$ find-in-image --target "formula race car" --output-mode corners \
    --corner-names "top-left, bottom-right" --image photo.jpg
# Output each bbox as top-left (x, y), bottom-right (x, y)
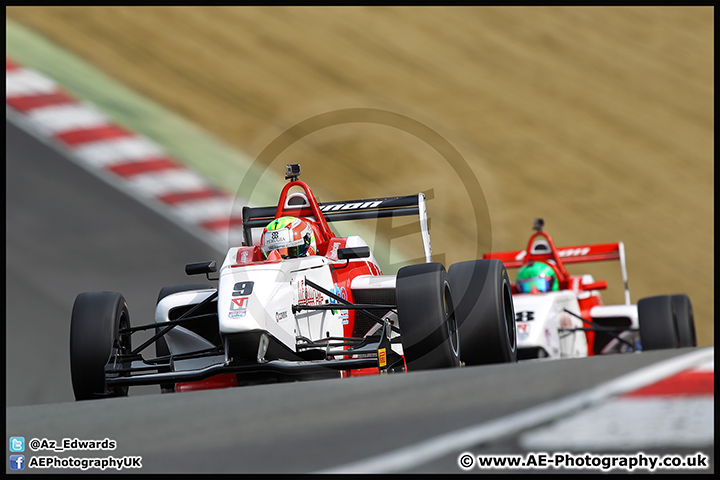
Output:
top-left (69, 164), bottom-right (517, 400)
top-left (483, 218), bottom-right (696, 360)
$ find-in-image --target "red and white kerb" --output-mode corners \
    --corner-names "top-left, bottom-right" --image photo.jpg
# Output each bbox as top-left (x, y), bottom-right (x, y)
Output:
top-left (6, 57), bottom-right (244, 249)
top-left (520, 358), bottom-right (714, 450)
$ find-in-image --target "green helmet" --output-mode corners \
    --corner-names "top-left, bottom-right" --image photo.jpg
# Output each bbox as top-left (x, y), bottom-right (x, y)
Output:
top-left (516, 261), bottom-right (559, 293)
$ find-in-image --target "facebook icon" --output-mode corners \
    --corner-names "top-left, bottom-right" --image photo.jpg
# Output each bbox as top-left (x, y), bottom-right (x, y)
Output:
top-left (9, 455), bottom-right (25, 470)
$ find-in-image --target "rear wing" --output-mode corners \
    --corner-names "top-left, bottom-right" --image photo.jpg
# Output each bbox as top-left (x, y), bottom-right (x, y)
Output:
top-left (484, 241), bottom-right (631, 305)
top-left (242, 192), bottom-right (433, 263)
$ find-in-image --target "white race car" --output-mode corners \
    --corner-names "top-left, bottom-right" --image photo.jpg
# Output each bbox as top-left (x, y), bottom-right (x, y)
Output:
top-left (483, 219), bottom-right (696, 360)
top-left (69, 164), bottom-right (517, 400)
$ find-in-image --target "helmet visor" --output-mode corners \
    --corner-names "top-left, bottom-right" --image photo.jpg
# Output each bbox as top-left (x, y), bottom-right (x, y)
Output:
top-left (517, 275), bottom-right (554, 293)
top-left (262, 228), bottom-right (302, 255)
top-left (286, 244), bottom-right (309, 258)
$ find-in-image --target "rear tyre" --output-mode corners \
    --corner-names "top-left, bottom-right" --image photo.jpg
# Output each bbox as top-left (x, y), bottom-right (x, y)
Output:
top-left (396, 263), bottom-right (460, 371)
top-left (448, 259), bottom-right (517, 365)
top-left (155, 284), bottom-right (210, 393)
top-left (671, 294), bottom-right (696, 348)
top-left (638, 295), bottom-right (680, 350)
top-left (70, 291), bottom-right (131, 400)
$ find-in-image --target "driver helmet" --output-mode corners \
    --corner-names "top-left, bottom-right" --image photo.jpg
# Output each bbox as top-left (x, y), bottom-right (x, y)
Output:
top-left (516, 261), bottom-right (559, 293)
top-left (261, 216), bottom-right (317, 258)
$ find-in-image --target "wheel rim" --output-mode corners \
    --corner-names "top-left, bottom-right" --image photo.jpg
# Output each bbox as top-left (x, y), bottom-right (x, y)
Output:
top-left (116, 311), bottom-right (131, 355)
top-left (670, 302), bottom-right (681, 348)
top-left (503, 281), bottom-right (516, 353)
top-left (109, 310), bottom-right (131, 396)
top-left (688, 309), bottom-right (697, 346)
top-left (444, 282), bottom-right (460, 360)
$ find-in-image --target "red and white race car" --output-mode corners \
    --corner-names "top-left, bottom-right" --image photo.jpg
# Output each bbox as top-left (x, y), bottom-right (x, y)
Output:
top-left (483, 218), bottom-right (696, 360)
top-left (69, 164), bottom-right (517, 400)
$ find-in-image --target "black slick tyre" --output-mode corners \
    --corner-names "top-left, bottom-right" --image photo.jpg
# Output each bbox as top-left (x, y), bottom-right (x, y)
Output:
top-left (70, 291), bottom-right (131, 400)
top-left (638, 295), bottom-right (679, 350)
top-left (396, 262), bottom-right (460, 371)
top-left (448, 259), bottom-right (517, 365)
top-left (671, 294), bottom-right (696, 348)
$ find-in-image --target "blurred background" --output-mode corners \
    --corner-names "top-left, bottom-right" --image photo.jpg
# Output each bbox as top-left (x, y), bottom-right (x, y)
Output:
top-left (6, 6), bottom-right (713, 349)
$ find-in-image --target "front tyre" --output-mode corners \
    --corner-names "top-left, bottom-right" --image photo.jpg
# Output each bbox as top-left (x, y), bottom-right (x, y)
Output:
top-left (638, 294), bottom-right (696, 350)
top-left (70, 291), bottom-right (131, 400)
top-left (638, 295), bottom-right (678, 350)
top-left (396, 263), bottom-right (460, 371)
top-left (448, 259), bottom-right (517, 365)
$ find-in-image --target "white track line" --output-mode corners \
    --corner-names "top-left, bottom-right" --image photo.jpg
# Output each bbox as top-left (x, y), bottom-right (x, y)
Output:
top-left (520, 396), bottom-right (713, 450)
top-left (318, 347), bottom-right (713, 473)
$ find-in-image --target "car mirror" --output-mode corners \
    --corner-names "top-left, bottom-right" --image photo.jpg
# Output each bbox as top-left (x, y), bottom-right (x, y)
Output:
top-left (185, 261), bottom-right (217, 276)
top-left (581, 280), bottom-right (607, 291)
top-left (337, 247), bottom-right (370, 260)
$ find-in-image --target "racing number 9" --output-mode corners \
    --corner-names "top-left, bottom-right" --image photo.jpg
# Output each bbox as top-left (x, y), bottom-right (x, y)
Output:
top-left (233, 282), bottom-right (254, 296)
